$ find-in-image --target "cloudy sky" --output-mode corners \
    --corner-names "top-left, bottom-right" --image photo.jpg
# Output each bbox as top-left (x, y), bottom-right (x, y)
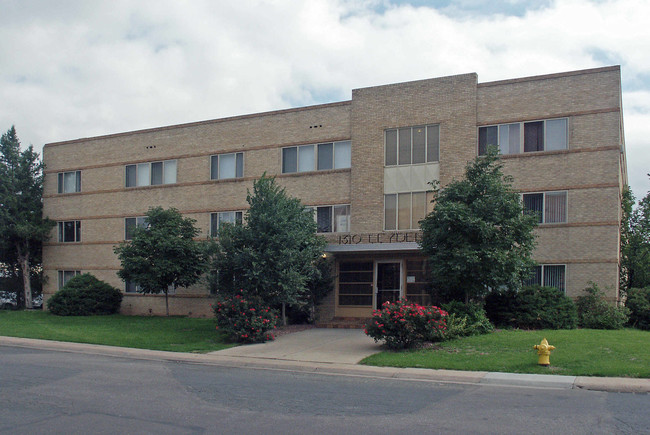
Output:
top-left (1, 0), bottom-right (649, 198)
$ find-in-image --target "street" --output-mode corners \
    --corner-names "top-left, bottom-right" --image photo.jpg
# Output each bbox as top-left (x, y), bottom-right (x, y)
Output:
top-left (1, 346), bottom-right (648, 434)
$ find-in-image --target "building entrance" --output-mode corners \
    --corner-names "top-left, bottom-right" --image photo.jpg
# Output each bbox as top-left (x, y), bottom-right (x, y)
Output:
top-left (375, 261), bottom-right (402, 309)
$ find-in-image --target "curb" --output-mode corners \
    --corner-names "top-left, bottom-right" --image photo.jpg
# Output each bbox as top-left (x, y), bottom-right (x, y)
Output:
top-left (1, 336), bottom-right (648, 393)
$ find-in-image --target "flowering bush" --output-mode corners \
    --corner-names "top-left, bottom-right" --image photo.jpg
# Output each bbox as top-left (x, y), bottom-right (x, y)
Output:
top-left (212, 290), bottom-right (278, 343)
top-left (364, 299), bottom-right (448, 349)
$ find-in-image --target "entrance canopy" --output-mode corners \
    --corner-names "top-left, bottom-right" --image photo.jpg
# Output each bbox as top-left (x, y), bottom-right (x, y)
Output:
top-left (324, 242), bottom-right (420, 254)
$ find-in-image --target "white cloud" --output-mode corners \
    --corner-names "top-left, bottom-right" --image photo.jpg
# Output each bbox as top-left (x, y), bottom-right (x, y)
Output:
top-left (1, 0), bottom-right (649, 197)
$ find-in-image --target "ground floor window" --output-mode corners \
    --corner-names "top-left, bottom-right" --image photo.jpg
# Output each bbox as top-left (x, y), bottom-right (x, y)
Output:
top-left (338, 261), bottom-right (373, 306)
top-left (125, 281), bottom-right (175, 294)
top-left (210, 211), bottom-right (243, 236)
top-left (58, 270), bottom-right (80, 289)
top-left (525, 264), bottom-right (566, 292)
top-left (404, 259), bottom-right (432, 306)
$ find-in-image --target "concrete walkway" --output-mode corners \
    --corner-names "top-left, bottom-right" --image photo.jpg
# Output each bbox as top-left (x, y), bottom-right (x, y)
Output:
top-left (212, 328), bottom-right (382, 364)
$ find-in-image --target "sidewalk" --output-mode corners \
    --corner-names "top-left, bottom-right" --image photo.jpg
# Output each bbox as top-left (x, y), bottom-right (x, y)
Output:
top-left (1, 332), bottom-right (648, 394)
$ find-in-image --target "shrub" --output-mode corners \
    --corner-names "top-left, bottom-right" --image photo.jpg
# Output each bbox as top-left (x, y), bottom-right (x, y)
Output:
top-left (213, 290), bottom-right (278, 343)
top-left (485, 285), bottom-right (577, 329)
top-left (626, 287), bottom-right (650, 330)
top-left (441, 301), bottom-right (493, 338)
top-left (364, 299), bottom-right (447, 349)
top-left (47, 274), bottom-right (123, 316)
top-left (576, 283), bottom-right (629, 330)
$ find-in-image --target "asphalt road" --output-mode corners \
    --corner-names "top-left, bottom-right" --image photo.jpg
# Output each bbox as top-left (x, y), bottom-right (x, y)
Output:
top-left (1, 346), bottom-right (648, 435)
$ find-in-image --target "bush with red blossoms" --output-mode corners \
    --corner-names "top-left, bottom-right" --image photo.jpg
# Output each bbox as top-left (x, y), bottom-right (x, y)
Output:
top-left (364, 299), bottom-right (448, 349)
top-left (212, 290), bottom-right (278, 343)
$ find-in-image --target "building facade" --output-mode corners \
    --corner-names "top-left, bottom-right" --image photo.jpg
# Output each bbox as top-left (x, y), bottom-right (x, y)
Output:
top-left (42, 66), bottom-right (627, 319)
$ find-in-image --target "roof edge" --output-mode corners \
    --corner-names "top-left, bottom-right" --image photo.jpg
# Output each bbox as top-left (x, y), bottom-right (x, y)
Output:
top-left (478, 65), bottom-right (620, 88)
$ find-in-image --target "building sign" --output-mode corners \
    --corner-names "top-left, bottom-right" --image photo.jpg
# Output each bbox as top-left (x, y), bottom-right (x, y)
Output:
top-left (337, 232), bottom-right (422, 245)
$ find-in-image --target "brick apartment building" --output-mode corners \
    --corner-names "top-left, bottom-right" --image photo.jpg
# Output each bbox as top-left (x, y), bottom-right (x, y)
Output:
top-left (42, 65), bottom-right (627, 319)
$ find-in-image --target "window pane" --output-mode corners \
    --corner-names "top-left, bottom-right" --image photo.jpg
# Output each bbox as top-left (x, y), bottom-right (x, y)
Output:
top-left (398, 192), bottom-right (411, 230)
top-left (235, 211), bottom-right (243, 224)
top-left (282, 147), bottom-right (297, 173)
top-left (545, 192), bottom-right (567, 223)
top-left (125, 281), bottom-right (139, 293)
top-left (544, 265), bottom-right (566, 292)
top-left (298, 145), bottom-right (314, 172)
top-left (546, 119), bottom-right (567, 151)
top-left (58, 173), bottom-right (64, 193)
top-left (478, 126), bottom-right (497, 156)
top-left (334, 141), bottom-right (351, 169)
top-left (219, 211), bottom-right (237, 226)
top-left (385, 130), bottom-right (397, 166)
top-left (524, 121), bottom-right (544, 152)
top-left (58, 222), bottom-right (63, 242)
top-left (210, 214), bottom-right (219, 236)
top-left (317, 143), bottom-right (333, 170)
top-left (524, 266), bottom-right (542, 287)
top-left (398, 128), bottom-right (411, 165)
top-left (316, 206), bottom-right (332, 233)
top-left (63, 221), bottom-right (75, 242)
top-left (125, 218), bottom-right (136, 240)
top-left (75, 221), bottom-right (81, 242)
top-left (498, 124), bottom-right (510, 155)
top-left (333, 205), bottom-right (350, 232)
top-left (427, 125), bottom-right (440, 162)
top-left (136, 217), bottom-right (148, 228)
top-left (508, 123), bottom-right (520, 154)
top-left (58, 270), bottom-right (63, 290)
top-left (219, 153), bottom-right (236, 179)
top-left (411, 192), bottom-right (426, 228)
top-left (64, 171), bottom-right (76, 193)
top-left (235, 153), bottom-right (244, 178)
top-left (137, 163), bottom-right (150, 186)
top-left (75, 171), bottom-right (82, 192)
top-left (523, 193), bottom-right (544, 223)
top-left (412, 126), bottom-right (426, 164)
top-left (151, 161), bottom-right (163, 185)
top-left (163, 160), bottom-right (177, 184)
top-left (384, 194), bottom-right (396, 230)
top-left (210, 156), bottom-right (219, 180)
top-left (126, 165), bottom-right (137, 187)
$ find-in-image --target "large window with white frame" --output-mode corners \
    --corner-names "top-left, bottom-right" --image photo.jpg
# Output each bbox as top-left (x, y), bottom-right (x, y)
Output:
top-left (210, 211), bottom-right (243, 236)
top-left (282, 140), bottom-right (351, 173)
top-left (385, 124), bottom-right (440, 166)
top-left (210, 152), bottom-right (244, 180)
top-left (309, 204), bottom-right (350, 233)
top-left (125, 160), bottom-right (177, 187)
top-left (384, 192), bottom-right (431, 230)
top-left (58, 221), bottom-right (81, 243)
top-left (525, 265), bottom-right (566, 293)
top-left (478, 118), bottom-right (567, 156)
top-left (57, 170), bottom-right (81, 193)
top-left (124, 216), bottom-right (148, 240)
top-left (523, 191), bottom-right (567, 224)
top-left (58, 270), bottom-right (80, 289)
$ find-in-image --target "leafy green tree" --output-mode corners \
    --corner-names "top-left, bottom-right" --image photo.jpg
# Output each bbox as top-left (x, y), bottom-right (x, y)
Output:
top-left (113, 207), bottom-right (209, 315)
top-left (210, 174), bottom-right (327, 325)
top-left (0, 126), bottom-right (55, 308)
top-left (419, 147), bottom-right (538, 303)
top-left (621, 178), bottom-right (650, 290)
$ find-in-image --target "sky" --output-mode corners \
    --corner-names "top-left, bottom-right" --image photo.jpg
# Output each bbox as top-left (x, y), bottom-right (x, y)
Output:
top-left (1, 0), bottom-right (649, 199)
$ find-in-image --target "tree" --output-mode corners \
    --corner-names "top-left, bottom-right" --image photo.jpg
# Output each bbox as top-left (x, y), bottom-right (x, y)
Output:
top-left (419, 147), bottom-right (538, 303)
top-left (621, 177), bottom-right (650, 290)
top-left (113, 207), bottom-right (209, 315)
top-left (209, 174), bottom-right (327, 325)
top-left (0, 126), bottom-right (55, 308)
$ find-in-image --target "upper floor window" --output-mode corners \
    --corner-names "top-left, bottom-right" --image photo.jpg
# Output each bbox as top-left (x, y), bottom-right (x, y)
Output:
top-left (309, 204), bottom-right (350, 233)
top-left (385, 125), bottom-right (440, 166)
top-left (525, 265), bottom-right (566, 293)
top-left (57, 171), bottom-right (81, 193)
top-left (125, 216), bottom-right (148, 240)
top-left (125, 160), bottom-right (177, 187)
top-left (523, 191), bottom-right (567, 224)
top-left (478, 118), bottom-right (567, 156)
top-left (58, 270), bottom-right (80, 290)
top-left (282, 140), bottom-right (351, 174)
top-left (210, 211), bottom-right (243, 236)
top-left (211, 153), bottom-right (244, 180)
top-left (58, 221), bottom-right (81, 243)
top-left (384, 192), bottom-right (430, 230)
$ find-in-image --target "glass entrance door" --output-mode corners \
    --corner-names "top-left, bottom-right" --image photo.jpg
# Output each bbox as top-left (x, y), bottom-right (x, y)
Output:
top-left (376, 261), bottom-right (402, 309)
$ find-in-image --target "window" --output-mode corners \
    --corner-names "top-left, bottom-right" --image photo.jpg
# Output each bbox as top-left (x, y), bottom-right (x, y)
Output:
top-left (125, 281), bottom-right (175, 294)
top-left (210, 211), bottom-right (243, 236)
top-left (338, 261), bottom-right (373, 306)
top-left (384, 192), bottom-right (430, 230)
top-left (312, 205), bottom-right (350, 233)
top-left (58, 270), bottom-right (80, 290)
top-left (58, 221), bottom-right (81, 243)
top-left (57, 171), bottom-right (81, 193)
top-left (125, 160), bottom-right (177, 187)
top-left (523, 191), bottom-right (567, 224)
top-left (405, 259), bottom-right (432, 306)
top-left (282, 140), bottom-right (351, 173)
top-left (385, 124), bottom-right (439, 166)
top-left (478, 118), bottom-right (567, 155)
top-left (525, 265), bottom-right (566, 293)
top-left (210, 153), bottom-right (244, 180)
top-left (124, 217), bottom-right (148, 240)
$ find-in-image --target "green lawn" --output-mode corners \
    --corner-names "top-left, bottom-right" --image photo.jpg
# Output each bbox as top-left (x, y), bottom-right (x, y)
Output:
top-left (0, 310), bottom-right (234, 353)
top-left (361, 328), bottom-right (650, 378)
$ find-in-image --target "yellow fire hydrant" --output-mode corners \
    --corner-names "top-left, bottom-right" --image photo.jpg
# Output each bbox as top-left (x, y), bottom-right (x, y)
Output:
top-left (533, 338), bottom-right (555, 366)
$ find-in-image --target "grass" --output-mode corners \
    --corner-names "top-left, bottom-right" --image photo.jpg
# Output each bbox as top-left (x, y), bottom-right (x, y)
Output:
top-left (0, 310), bottom-right (234, 353)
top-left (361, 328), bottom-right (650, 378)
